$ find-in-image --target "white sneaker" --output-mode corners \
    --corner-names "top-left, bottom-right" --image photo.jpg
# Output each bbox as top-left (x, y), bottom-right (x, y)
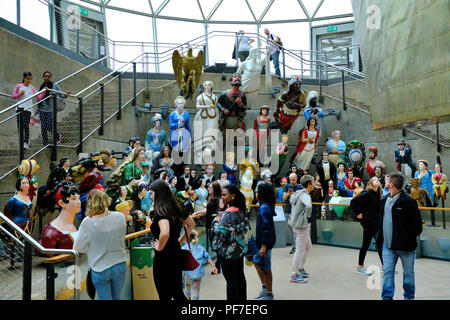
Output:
top-left (356, 266), bottom-right (372, 276)
top-left (254, 288), bottom-right (267, 300)
top-left (24, 143), bottom-right (29, 149)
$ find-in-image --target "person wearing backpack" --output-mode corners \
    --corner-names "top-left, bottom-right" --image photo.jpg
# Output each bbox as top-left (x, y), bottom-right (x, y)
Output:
top-left (211, 184), bottom-right (249, 300)
top-left (253, 183), bottom-right (277, 300)
top-left (264, 28), bottom-right (282, 78)
top-left (288, 175), bottom-right (314, 283)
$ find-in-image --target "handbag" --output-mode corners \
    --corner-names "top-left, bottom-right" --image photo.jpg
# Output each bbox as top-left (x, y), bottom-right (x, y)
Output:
top-left (29, 114), bottom-right (40, 126)
top-left (181, 226), bottom-right (200, 271)
top-left (86, 268), bottom-right (96, 300)
top-left (232, 45), bottom-right (237, 60)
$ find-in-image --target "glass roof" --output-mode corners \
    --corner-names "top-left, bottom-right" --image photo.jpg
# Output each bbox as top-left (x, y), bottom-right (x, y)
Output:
top-left (78, 0), bottom-right (353, 24)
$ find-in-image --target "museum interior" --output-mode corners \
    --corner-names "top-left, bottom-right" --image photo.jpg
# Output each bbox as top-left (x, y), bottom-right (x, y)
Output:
top-left (0, 0), bottom-right (448, 301)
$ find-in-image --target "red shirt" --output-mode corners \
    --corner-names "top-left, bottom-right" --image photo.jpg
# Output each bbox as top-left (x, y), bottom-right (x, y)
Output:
top-left (38, 223), bottom-right (74, 256)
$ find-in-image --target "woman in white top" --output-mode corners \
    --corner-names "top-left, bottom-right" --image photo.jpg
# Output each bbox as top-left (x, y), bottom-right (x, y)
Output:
top-left (73, 189), bottom-right (129, 300)
top-left (12, 71), bottom-right (45, 149)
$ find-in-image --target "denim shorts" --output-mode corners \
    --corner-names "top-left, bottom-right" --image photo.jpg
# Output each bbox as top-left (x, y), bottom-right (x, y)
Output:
top-left (252, 249), bottom-right (272, 271)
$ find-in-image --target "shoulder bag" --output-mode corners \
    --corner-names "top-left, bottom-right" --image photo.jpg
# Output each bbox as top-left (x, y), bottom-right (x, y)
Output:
top-left (181, 226), bottom-right (200, 271)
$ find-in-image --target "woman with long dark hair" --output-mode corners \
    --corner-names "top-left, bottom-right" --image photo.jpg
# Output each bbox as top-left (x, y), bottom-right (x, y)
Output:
top-left (211, 184), bottom-right (249, 300)
top-left (350, 176), bottom-right (383, 275)
top-left (253, 183), bottom-right (277, 300)
top-left (149, 179), bottom-right (195, 300)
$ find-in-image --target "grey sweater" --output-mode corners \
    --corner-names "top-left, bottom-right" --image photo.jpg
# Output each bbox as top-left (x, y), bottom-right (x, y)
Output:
top-left (288, 189), bottom-right (312, 229)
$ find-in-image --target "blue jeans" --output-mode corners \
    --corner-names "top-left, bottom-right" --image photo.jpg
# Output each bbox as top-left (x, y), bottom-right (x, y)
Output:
top-left (381, 244), bottom-right (415, 300)
top-left (271, 51), bottom-right (281, 77)
top-left (91, 261), bottom-right (127, 300)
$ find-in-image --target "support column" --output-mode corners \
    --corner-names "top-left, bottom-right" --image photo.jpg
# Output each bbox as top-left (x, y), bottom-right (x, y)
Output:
top-left (204, 23), bottom-right (209, 67)
top-left (256, 23), bottom-right (262, 60)
top-left (152, 17), bottom-right (160, 73)
top-left (16, 0), bottom-right (21, 27)
top-left (49, 1), bottom-right (54, 43)
top-left (265, 46), bottom-right (272, 91)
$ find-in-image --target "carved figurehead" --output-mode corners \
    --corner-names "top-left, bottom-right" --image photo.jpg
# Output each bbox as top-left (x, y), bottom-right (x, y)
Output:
top-left (410, 177), bottom-right (430, 207)
top-left (240, 168), bottom-right (254, 211)
top-left (145, 113), bottom-right (167, 165)
top-left (237, 47), bottom-right (266, 95)
top-left (273, 76), bottom-right (307, 134)
top-left (193, 80), bottom-right (219, 164)
top-left (39, 183), bottom-right (80, 253)
top-left (217, 73), bottom-right (248, 133)
top-left (172, 48), bottom-right (204, 99)
top-left (432, 162), bottom-right (448, 202)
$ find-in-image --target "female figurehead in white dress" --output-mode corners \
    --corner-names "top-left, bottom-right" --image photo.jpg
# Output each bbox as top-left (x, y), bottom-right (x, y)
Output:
top-left (193, 80), bottom-right (219, 164)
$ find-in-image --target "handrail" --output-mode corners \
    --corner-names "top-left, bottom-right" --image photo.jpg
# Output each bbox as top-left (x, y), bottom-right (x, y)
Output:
top-left (1, 56), bottom-right (108, 118)
top-left (55, 55), bottom-right (110, 86)
top-left (125, 228), bottom-right (152, 241)
top-left (0, 92), bottom-right (13, 98)
top-left (75, 52), bottom-right (146, 97)
top-left (46, 88), bottom-right (78, 99)
top-left (250, 202), bottom-right (450, 211)
top-left (44, 227), bottom-right (153, 265)
top-left (0, 212), bottom-right (81, 300)
top-left (0, 89), bottom-right (46, 117)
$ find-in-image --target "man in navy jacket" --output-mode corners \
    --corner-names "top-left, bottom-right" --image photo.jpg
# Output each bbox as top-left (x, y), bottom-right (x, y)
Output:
top-left (376, 173), bottom-right (422, 300)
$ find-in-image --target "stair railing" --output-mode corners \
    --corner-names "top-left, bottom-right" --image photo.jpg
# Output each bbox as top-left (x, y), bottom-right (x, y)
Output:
top-left (0, 211), bottom-right (81, 300)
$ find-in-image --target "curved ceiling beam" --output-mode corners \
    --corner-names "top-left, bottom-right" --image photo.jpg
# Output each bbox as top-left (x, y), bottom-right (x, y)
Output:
top-left (258, 0), bottom-right (275, 22)
top-left (148, 0), bottom-right (154, 15)
top-left (79, 0), bottom-right (352, 25)
top-left (244, 0), bottom-right (258, 23)
top-left (206, 0), bottom-right (224, 22)
top-left (297, 0), bottom-right (311, 21)
top-left (312, 0), bottom-right (325, 18)
top-left (155, 0), bottom-right (171, 16)
top-left (196, 0), bottom-right (206, 21)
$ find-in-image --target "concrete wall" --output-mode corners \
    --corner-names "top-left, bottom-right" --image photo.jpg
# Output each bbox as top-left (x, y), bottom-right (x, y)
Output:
top-left (0, 27), bottom-right (113, 107)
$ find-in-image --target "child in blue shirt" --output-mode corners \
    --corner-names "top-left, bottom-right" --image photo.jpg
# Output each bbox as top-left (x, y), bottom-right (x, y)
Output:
top-left (182, 230), bottom-right (218, 300)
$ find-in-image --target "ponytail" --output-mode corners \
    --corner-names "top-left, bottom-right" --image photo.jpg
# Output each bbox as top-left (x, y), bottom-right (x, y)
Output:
top-left (22, 71), bottom-right (32, 83)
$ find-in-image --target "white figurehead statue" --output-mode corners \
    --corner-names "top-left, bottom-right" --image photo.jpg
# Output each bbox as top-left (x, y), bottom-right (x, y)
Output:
top-left (193, 80), bottom-right (219, 164)
top-left (237, 47), bottom-right (266, 106)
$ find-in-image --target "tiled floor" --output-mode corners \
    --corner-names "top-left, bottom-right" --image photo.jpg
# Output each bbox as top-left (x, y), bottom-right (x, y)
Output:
top-left (199, 244), bottom-right (450, 300)
top-left (2, 241), bottom-right (448, 300)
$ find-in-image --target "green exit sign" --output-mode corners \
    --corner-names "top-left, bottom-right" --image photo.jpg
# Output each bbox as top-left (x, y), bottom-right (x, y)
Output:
top-left (79, 8), bottom-right (89, 16)
top-left (327, 26), bottom-right (338, 32)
